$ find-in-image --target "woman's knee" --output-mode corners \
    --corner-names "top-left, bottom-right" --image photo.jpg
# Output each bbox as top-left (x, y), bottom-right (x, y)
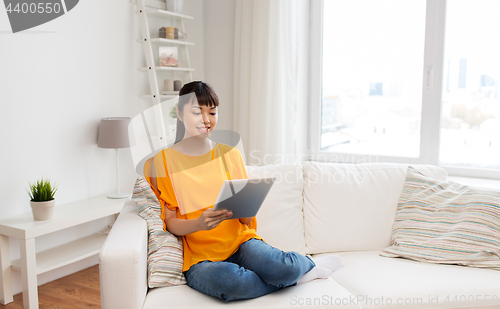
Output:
top-left (266, 251), bottom-right (311, 285)
top-left (186, 262), bottom-right (253, 302)
top-left (219, 276), bottom-right (249, 301)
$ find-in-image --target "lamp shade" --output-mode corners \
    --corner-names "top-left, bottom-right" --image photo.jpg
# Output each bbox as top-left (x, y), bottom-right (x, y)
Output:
top-left (97, 117), bottom-right (131, 148)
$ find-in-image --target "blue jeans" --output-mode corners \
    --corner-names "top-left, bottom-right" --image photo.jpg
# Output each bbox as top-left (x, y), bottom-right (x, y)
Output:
top-left (183, 238), bottom-right (316, 302)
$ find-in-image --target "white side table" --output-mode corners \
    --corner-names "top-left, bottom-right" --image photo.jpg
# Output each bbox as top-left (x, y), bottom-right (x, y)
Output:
top-left (0, 195), bottom-right (127, 309)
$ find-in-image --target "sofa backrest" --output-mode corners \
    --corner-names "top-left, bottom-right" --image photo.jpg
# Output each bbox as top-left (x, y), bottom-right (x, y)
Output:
top-left (247, 163), bottom-right (307, 255)
top-left (301, 162), bottom-right (447, 254)
top-left (247, 162), bottom-right (448, 255)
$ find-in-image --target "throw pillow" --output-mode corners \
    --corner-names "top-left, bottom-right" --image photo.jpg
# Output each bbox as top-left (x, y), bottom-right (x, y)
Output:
top-left (380, 166), bottom-right (500, 270)
top-left (132, 176), bottom-right (186, 287)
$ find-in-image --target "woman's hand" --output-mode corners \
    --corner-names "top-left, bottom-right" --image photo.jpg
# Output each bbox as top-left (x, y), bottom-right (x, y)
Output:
top-left (197, 208), bottom-right (233, 230)
top-left (239, 217), bottom-right (253, 226)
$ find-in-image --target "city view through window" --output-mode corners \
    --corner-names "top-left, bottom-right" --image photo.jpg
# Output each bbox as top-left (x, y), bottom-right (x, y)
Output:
top-left (439, 0), bottom-right (500, 168)
top-left (322, 0), bottom-right (500, 169)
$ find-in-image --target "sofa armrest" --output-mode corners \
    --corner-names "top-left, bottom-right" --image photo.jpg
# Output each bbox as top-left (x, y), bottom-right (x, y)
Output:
top-left (99, 198), bottom-right (148, 309)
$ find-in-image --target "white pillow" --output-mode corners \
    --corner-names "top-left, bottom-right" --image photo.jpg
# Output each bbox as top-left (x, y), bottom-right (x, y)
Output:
top-left (246, 163), bottom-right (307, 255)
top-left (302, 162), bottom-right (448, 254)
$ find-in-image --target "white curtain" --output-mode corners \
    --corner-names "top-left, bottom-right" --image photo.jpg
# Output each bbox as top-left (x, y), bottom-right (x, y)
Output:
top-left (233, 0), bottom-right (310, 166)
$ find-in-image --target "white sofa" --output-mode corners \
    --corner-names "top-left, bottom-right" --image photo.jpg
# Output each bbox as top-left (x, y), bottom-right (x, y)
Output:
top-left (99, 162), bottom-right (500, 309)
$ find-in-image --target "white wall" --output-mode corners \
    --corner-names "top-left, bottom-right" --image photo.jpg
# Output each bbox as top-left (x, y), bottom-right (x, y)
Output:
top-left (0, 0), bottom-right (204, 295)
top-left (203, 0), bottom-right (236, 131)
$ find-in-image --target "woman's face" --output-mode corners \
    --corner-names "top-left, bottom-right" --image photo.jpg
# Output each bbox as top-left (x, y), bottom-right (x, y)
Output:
top-left (177, 101), bottom-right (218, 139)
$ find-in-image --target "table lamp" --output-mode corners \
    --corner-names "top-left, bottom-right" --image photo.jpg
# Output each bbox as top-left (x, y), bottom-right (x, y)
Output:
top-left (98, 117), bottom-right (131, 199)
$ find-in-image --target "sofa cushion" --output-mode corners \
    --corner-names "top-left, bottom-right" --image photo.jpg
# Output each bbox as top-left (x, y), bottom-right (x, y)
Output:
top-left (380, 167), bottom-right (500, 270)
top-left (315, 250), bottom-right (500, 309)
top-left (132, 176), bottom-right (186, 287)
top-left (246, 163), bottom-right (307, 255)
top-left (302, 162), bottom-right (447, 254)
top-left (143, 277), bottom-right (361, 308)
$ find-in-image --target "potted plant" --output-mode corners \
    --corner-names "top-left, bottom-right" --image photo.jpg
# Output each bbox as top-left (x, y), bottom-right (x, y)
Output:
top-left (27, 178), bottom-right (58, 221)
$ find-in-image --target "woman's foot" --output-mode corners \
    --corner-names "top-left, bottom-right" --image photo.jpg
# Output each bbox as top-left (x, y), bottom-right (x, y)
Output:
top-left (296, 266), bottom-right (332, 285)
top-left (311, 255), bottom-right (344, 272)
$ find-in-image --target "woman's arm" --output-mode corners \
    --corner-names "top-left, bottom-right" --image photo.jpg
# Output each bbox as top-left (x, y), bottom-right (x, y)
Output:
top-left (165, 206), bottom-right (233, 236)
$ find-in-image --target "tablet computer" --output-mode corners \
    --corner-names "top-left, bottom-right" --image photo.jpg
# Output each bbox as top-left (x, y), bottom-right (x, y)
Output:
top-left (213, 177), bottom-right (276, 219)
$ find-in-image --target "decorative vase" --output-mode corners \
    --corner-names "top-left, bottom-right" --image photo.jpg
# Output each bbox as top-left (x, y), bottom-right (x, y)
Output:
top-left (30, 199), bottom-right (55, 221)
top-left (166, 0), bottom-right (183, 14)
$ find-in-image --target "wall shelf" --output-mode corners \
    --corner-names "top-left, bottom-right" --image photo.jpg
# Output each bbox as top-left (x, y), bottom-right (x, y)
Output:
top-left (136, 0), bottom-right (194, 109)
top-left (138, 66), bottom-right (195, 72)
top-left (140, 94), bottom-right (179, 99)
top-left (136, 38), bottom-right (195, 46)
top-left (137, 9), bottom-right (194, 20)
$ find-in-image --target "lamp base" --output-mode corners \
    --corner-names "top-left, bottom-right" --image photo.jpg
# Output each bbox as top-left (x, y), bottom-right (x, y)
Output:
top-left (107, 192), bottom-right (131, 199)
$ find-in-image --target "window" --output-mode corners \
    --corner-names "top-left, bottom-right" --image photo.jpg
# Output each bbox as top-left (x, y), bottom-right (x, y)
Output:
top-left (309, 0), bottom-right (500, 178)
top-left (439, 0), bottom-right (500, 170)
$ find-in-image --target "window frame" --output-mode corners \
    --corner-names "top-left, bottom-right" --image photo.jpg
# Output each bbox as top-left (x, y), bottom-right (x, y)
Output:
top-left (308, 0), bottom-right (500, 179)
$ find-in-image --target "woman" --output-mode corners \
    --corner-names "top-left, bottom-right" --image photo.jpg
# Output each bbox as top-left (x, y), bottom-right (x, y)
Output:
top-left (144, 81), bottom-right (343, 302)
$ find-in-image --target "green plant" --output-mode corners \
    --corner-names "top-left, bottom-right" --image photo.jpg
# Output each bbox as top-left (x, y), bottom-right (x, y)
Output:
top-left (27, 178), bottom-right (58, 202)
top-left (170, 104), bottom-right (178, 119)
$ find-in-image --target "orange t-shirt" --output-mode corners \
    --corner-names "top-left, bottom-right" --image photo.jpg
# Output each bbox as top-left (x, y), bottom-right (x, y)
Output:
top-left (144, 142), bottom-right (264, 272)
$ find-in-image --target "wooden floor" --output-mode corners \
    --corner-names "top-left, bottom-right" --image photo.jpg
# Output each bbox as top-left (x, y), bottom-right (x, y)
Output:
top-left (0, 265), bottom-right (100, 309)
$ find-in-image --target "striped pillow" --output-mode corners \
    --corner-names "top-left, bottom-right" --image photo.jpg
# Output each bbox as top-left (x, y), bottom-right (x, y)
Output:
top-left (380, 166), bottom-right (500, 270)
top-left (132, 176), bottom-right (186, 287)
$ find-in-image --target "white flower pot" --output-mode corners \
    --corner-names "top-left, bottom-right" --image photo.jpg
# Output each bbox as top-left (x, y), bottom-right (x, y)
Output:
top-left (30, 199), bottom-right (55, 221)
